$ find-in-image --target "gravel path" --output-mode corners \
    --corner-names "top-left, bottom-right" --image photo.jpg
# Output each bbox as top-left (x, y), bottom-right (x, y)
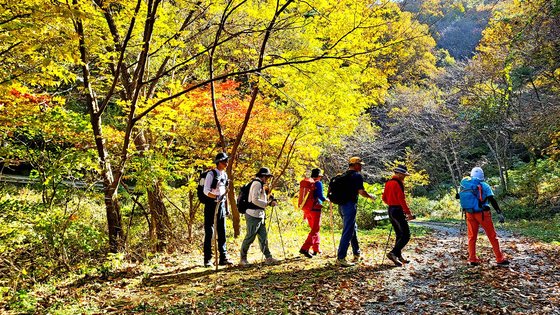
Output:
top-left (364, 221), bottom-right (560, 314)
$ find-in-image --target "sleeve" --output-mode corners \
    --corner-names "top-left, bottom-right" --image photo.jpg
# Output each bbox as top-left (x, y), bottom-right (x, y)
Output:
top-left (482, 182), bottom-right (494, 198)
top-left (315, 181), bottom-right (326, 202)
top-left (203, 171), bottom-right (215, 197)
top-left (400, 192), bottom-right (411, 215)
top-left (487, 195), bottom-right (502, 213)
top-left (249, 181), bottom-right (268, 209)
top-left (381, 182), bottom-right (389, 205)
top-left (355, 173), bottom-right (365, 191)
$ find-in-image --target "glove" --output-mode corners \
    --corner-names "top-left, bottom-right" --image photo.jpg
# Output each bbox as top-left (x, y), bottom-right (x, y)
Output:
top-left (497, 213), bottom-right (505, 223)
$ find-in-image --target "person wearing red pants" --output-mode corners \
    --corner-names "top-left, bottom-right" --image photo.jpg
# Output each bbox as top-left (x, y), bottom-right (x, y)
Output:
top-left (460, 167), bottom-right (510, 266)
top-left (299, 168), bottom-right (327, 258)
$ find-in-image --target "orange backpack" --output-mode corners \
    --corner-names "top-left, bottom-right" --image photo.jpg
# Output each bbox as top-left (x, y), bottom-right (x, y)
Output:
top-left (298, 178), bottom-right (316, 211)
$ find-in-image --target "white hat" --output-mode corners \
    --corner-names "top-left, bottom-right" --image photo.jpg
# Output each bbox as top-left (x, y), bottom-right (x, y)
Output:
top-left (470, 167), bottom-right (485, 180)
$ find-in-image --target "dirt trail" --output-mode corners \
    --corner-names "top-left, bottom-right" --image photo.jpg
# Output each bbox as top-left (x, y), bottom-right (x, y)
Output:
top-left (364, 221), bottom-right (560, 314)
top-left (14, 221), bottom-right (558, 314)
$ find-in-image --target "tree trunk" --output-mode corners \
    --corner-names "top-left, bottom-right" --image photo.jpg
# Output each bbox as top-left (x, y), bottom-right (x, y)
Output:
top-left (104, 184), bottom-right (123, 252)
top-left (73, 3), bottom-right (124, 252)
top-left (147, 180), bottom-right (171, 251)
top-left (134, 130), bottom-right (172, 251)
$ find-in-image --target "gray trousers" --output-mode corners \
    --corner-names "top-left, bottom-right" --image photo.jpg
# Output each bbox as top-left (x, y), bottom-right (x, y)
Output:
top-left (240, 214), bottom-right (272, 259)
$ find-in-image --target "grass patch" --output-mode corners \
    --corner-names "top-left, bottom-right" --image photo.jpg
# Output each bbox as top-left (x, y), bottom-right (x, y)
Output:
top-left (504, 217), bottom-right (560, 244)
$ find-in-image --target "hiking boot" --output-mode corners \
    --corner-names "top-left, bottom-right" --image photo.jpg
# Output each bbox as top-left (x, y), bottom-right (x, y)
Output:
top-left (312, 250), bottom-right (322, 256)
top-left (265, 257), bottom-right (279, 264)
top-left (496, 260), bottom-right (510, 266)
top-left (203, 260), bottom-right (213, 268)
top-left (352, 255), bottom-right (362, 263)
top-left (336, 258), bottom-right (355, 267)
top-left (239, 258), bottom-right (249, 266)
top-left (219, 257), bottom-right (234, 266)
top-left (386, 252), bottom-right (403, 267)
top-left (299, 249), bottom-right (313, 258)
top-left (469, 261), bottom-right (481, 266)
top-left (397, 255), bottom-right (410, 264)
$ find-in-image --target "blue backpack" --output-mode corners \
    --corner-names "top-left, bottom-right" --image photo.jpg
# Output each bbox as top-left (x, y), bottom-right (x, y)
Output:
top-left (459, 177), bottom-right (485, 213)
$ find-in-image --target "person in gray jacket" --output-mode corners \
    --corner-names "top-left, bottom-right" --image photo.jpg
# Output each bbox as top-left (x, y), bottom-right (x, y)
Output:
top-left (239, 167), bottom-right (279, 265)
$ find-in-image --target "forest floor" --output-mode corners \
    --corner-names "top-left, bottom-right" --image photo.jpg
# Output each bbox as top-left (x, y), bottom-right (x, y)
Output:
top-left (6, 221), bottom-right (560, 314)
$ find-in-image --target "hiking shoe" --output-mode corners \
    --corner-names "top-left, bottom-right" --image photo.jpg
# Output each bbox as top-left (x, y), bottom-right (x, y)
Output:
top-left (469, 261), bottom-right (481, 266)
top-left (386, 252), bottom-right (403, 267)
top-left (496, 260), bottom-right (510, 266)
top-left (239, 258), bottom-right (249, 266)
top-left (265, 257), bottom-right (279, 264)
top-left (219, 257), bottom-right (234, 266)
top-left (203, 260), bottom-right (213, 267)
top-left (352, 255), bottom-right (362, 263)
top-left (312, 250), bottom-right (322, 256)
top-left (299, 249), bottom-right (313, 258)
top-left (336, 258), bottom-right (355, 267)
top-left (397, 255), bottom-right (410, 264)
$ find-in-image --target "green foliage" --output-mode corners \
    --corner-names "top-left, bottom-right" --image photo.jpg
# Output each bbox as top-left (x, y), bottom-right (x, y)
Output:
top-left (7, 289), bottom-right (37, 314)
top-left (0, 187), bottom-right (107, 306)
top-left (502, 160), bottom-right (560, 219)
top-left (356, 183), bottom-right (385, 229)
top-left (505, 215), bottom-right (560, 244)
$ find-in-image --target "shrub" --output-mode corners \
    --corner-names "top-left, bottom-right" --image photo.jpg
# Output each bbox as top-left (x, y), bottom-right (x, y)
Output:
top-left (0, 187), bottom-right (107, 307)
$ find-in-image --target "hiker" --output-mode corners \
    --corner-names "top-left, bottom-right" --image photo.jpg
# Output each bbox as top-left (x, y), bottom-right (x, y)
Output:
top-left (202, 152), bottom-right (233, 267)
top-left (298, 168), bottom-right (327, 258)
top-left (336, 157), bottom-right (376, 267)
top-left (460, 167), bottom-right (509, 266)
top-left (239, 167), bottom-right (279, 265)
top-left (382, 164), bottom-right (415, 267)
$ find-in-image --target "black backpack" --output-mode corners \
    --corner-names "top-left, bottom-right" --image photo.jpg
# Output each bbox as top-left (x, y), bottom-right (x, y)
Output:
top-left (327, 171), bottom-right (352, 205)
top-left (237, 179), bottom-right (264, 214)
top-left (197, 169), bottom-right (218, 204)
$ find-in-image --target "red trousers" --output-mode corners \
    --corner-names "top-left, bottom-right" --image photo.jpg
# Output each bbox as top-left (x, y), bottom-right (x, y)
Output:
top-left (466, 211), bottom-right (506, 263)
top-left (302, 210), bottom-right (321, 252)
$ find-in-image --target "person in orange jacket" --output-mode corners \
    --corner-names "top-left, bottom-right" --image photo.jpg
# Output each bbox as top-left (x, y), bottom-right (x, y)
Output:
top-left (382, 165), bottom-right (415, 267)
top-left (460, 167), bottom-right (509, 266)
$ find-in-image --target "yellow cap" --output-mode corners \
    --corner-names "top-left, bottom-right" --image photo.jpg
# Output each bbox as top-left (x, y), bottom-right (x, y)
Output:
top-left (348, 157), bottom-right (364, 165)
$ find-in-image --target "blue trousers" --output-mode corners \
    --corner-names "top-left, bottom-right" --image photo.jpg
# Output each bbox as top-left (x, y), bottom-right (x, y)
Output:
top-left (337, 202), bottom-right (361, 260)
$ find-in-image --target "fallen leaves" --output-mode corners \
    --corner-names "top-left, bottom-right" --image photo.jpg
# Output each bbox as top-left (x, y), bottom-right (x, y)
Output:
top-left (20, 222), bottom-right (560, 315)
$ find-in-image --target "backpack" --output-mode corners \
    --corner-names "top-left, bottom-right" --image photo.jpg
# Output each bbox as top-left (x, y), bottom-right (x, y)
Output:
top-left (298, 178), bottom-right (316, 210)
top-left (197, 169), bottom-right (218, 204)
top-left (237, 179), bottom-right (264, 214)
top-left (458, 177), bottom-right (485, 213)
top-left (327, 171), bottom-right (352, 205)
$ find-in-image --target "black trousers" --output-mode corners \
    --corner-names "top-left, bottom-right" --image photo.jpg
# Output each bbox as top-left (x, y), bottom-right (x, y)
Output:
top-left (388, 205), bottom-right (410, 257)
top-left (204, 200), bottom-right (227, 262)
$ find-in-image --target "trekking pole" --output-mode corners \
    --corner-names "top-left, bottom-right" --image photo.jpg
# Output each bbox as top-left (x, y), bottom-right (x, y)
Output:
top-left (273, 204), bottom-right (287, 260)
top-left (329, 201), bottom-right (336, 256)
top-left (459, 209), bottom-right (466, 248)
top-left (381, 225), bottom-right (393, 265)
top-left (263, 203), bottom-right (275, 262)
top-left (213, 197), bottom-right (221, 271)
